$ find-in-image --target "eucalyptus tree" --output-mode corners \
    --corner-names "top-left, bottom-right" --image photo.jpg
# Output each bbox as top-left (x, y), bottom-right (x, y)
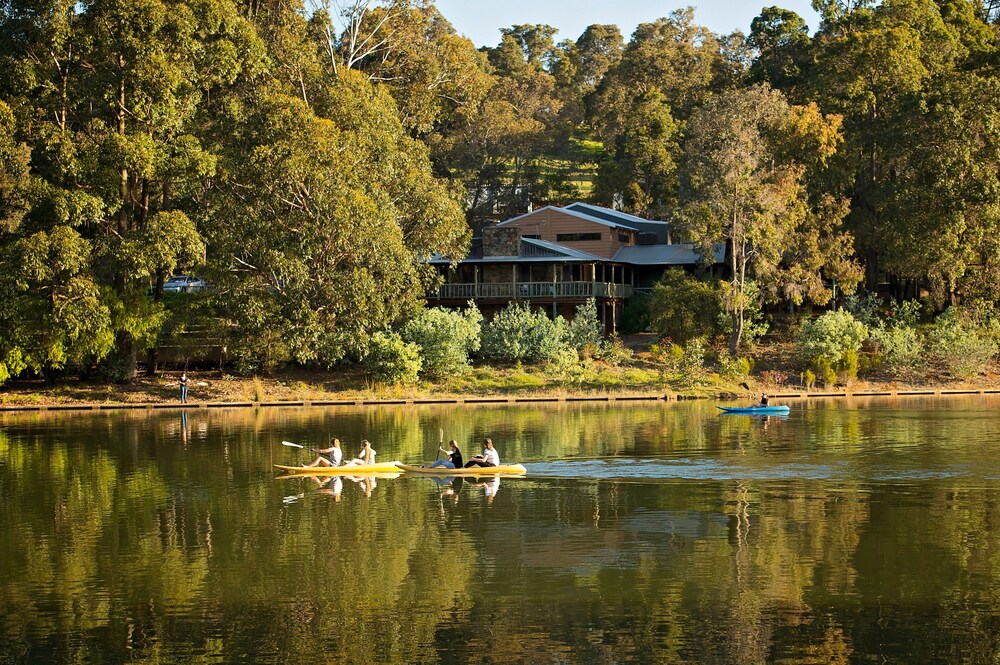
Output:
top-left (0, 0), bottom-right (242, 380)
top-left (809, 0), bottom-right (1000, 300)
top-left (592, 8), bottom-right (727, 134)
top-left (310, 0), bottom-right (491, 136)
top-left (200, 2), bottom-right (468, 371)
top-left (680, 85), bottom-right (860, 352)
top-left (593, 89), bottom-right (680, 219)
top-left (747, 6), bottom-right (813, 95)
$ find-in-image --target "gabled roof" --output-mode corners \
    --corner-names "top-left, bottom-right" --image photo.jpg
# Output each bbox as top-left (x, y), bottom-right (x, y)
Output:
top-left (613, 243), bottom-right (726, 266)
top-left (564, 202), bottom-right (672, 242)
top-left (428, 236), bottom-right (605, 264)
top-left (563, 202), bottom-right (669, 228)
top-left (497, 205), bottom-right (638, 232)
top-left (522, 237), bottom-right (605, 261)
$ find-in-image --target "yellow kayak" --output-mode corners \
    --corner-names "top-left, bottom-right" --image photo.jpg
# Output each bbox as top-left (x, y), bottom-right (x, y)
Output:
top-left (274, 461), bottom-right (404, 475)
top-left (396, 463), bottom-right (527, 476)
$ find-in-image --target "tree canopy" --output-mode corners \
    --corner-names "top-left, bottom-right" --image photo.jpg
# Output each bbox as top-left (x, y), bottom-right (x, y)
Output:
top-left (2, 0), bottom-right (1000, 381)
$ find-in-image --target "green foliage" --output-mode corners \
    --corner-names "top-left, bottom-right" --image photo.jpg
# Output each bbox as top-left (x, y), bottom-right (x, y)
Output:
top-left (650, 341), bottom-right (685, 371)
top-left (621, 291), bottom-right (651, 334)
top-left (843, 293), bottom-right (882, 328)
top-left (681, 338), bottom-right (706, 375)
top-left (401, 305), bottom-right (483, 378)
top-left (813, 356), bottom-right (838, 388)
top-left (649, 269), bottom-right (721, 344)
top-left (595, 337), bottom-right (633, 366)
top-left (0, 226), bottom-right (115, 384)
top-left (718, 352), bottom-right (752, 381)
top-left (364, 332), bottom-right (422, 385)
top-left (717, 280), bottom-right (770, 348)
top-left (480, 302), bottom-right (568, 363)
top-left (802, 368), bottom-right (816, 389)
top-left (869, 323), bottom-right (925, 375)
top-left (565, 298), bottom-right (605, 353)
top-left (680, 84), bottom-right (859, 352)
top-left (926, 309), bottom-right (997, 379)
top-left (798, 310), bottom-right (868, 367)
top-left (836, 348), bottom-right (859, 385)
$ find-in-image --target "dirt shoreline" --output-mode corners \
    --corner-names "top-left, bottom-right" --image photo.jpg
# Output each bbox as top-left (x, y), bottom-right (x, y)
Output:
top-left (3, 369), bottom-right (1000, 412)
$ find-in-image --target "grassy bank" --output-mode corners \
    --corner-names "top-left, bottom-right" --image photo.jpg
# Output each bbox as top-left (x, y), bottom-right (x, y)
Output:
top-left (3, 336), bottom-right (999, 407)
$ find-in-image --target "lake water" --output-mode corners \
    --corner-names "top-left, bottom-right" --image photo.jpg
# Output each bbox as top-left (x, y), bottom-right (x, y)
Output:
top-left (2, 396), bottom-right (1000, 663)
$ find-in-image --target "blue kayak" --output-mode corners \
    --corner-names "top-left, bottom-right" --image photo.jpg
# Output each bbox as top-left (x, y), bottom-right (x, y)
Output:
top-left (717, 405), bottom-right (790, 415)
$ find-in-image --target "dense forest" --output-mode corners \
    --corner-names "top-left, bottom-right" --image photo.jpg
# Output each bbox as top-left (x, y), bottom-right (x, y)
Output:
top-left (2, 0), bottom-right (1000, 385)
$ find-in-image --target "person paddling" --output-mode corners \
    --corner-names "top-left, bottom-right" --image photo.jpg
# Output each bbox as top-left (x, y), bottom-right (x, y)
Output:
top-left (304, 437), bottom-right (342, 468)
top-left (464, 437), bottom-right (499, 468)
top-left (757, 393), bottom-right (769, 407)
top-left (428, 440), bottom-right (463, 469)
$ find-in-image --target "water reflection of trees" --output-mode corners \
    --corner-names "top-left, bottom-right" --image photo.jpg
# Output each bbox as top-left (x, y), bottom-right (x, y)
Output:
top-left (2, 398), bottom-right (1000, 661)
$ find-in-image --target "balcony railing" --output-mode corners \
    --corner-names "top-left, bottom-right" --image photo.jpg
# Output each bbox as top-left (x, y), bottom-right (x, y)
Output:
top-left (431, 281), bottom-right (632, 300)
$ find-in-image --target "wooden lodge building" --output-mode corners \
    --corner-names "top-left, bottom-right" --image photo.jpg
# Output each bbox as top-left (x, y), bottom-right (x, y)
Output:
top-left (428, 202), bottom-right (725, 333)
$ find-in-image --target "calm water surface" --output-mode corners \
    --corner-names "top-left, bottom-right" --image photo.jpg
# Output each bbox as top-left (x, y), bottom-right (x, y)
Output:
top-left (2, 396), bottom-right (1000, 663)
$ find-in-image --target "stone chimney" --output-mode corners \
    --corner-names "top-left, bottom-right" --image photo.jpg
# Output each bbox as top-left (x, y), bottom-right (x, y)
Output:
top-left (483, 226), bottom-right (521, 257)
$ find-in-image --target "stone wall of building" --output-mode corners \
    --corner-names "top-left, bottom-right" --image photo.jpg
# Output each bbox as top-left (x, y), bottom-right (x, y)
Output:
top-left (483, 226), bottom-right (521, 257)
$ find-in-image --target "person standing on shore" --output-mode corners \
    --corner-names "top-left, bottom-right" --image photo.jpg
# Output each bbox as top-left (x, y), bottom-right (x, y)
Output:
top-left (180, 372), bottom-right (189, 403)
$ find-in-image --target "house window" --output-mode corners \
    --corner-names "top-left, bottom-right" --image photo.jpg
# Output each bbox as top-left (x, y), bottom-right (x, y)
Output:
top-left (522, 234), bottom-right (540, 239)
top-left (557, 233), bottom-right (602, 242)
top-left (618, 233), bottom-right (630, 243)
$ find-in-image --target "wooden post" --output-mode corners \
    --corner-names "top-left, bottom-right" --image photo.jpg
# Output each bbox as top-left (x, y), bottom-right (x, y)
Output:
top-left (552, 263), bottom-right (558, 319)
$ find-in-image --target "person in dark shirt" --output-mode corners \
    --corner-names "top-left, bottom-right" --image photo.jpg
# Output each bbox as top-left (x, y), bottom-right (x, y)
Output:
top-left (179, 372), bottom-right (189, 403)
top-left (429, 440), bottom-right (463, 469)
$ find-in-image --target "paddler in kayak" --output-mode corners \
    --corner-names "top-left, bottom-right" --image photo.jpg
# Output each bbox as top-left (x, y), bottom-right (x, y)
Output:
top-left (427, 440), bottom-right (463, 469)
top-left (755, 393), bottom-right (769, 407)
top-left (344, 439), bottom-right (376, 465)
top-left (464, 437), bottom-right (499, 468)
top-left (304, 437), bottom-right (343, 467)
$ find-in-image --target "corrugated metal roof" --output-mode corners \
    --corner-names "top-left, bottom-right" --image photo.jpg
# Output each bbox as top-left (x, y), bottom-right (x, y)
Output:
top-left (613, 243), bottom-right (726, 265)
top-left (428, 236), bottom-right (606, 264)
top-left (564, 202), bottom-right (672, 234)
top-left (522, 237), bottom-right (605, 260)
top-left (498, 205), bottom-right (637, 231)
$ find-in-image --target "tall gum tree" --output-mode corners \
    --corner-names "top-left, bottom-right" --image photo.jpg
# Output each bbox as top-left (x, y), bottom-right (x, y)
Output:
top-left (680, 84), bottom-right (861, 352)
top-left (808, 0), bottom-right (954, 292)
top-left (200, 37), bottom-right (469, 370)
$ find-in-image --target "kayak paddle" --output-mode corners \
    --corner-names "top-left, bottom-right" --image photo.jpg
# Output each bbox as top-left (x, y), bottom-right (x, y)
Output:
top-left (282, 440), bottom-right (321, 454)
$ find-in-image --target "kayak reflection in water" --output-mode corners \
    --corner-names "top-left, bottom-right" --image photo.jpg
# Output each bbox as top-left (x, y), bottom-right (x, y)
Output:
top-left (312, 475), bottom-right (343, 501)
top-left (354, 475), bottom-right (376, 498)
top-left (472, 477), bottom-right (500, 505)
top-left (439, 476), bottom-right (464, 506)
top-left (464, 437), bottom-right (499, 468)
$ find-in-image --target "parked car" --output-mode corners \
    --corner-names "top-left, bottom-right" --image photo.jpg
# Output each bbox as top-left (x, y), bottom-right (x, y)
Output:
top-left (163, 275), bottom-right (206, 293)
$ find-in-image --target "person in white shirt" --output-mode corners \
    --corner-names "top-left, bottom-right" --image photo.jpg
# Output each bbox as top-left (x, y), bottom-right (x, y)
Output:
top-left (464, 438), bottom-right (499, 468)
top-left (347, 439), bottom-right (376, 465)
top-left (304, 438), bottom-right (342, 467)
